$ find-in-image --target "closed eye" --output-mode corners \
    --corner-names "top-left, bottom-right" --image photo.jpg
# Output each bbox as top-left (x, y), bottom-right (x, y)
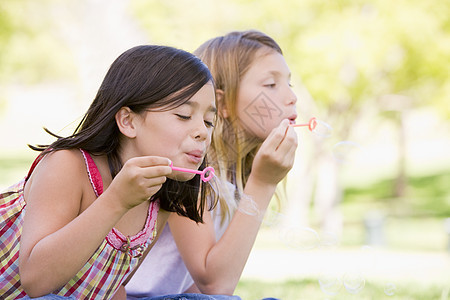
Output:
top-left (264, 83), bottom-right (276, 88)
top-left (204, 120), bottom-right (214, 128)
top-left (175, 114), bottom-right (191, 120)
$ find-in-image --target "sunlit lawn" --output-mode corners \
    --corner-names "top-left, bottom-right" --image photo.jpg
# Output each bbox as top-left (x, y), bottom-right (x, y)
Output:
top-left (235, 170), bottom-right (450, 299)
top-left (236, 216), bottom-right (449, 300)
top-left (235, 278), bottom-right (447, 300)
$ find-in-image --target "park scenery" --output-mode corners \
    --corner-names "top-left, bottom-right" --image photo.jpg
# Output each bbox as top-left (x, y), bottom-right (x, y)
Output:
top-left (1, 0), bottom-right (449, 299)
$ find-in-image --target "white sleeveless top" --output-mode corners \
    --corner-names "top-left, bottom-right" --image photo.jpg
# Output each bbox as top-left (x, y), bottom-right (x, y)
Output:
top-left (125, 183), bottom-right (234, 298)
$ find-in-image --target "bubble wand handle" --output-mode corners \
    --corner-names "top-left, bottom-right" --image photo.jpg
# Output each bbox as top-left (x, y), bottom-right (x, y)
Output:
top-left (170, 163), bottom-right (203, 175)
top-left (170, 162), bottom-right (215, 182)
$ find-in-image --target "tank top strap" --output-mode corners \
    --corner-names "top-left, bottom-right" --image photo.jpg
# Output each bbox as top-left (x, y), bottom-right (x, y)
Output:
top-left (25, 153), bottom-right (45, 181)
top-left (80, 149), bottom-right (104, 197)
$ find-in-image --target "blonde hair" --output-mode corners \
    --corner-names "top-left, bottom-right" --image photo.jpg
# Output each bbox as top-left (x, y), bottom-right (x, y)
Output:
top-left (194, 30), bottom-right (284, 222)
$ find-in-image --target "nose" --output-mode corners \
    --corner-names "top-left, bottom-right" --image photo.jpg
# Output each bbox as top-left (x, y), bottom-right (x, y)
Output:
top-left (286, 86), bottom-right (297, 106)
top-left (192, 118), bottom-right (209, 141)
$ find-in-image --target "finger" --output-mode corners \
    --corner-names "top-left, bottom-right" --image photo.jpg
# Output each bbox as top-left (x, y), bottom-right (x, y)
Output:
top-left (261, 119), bottom-right (291, 151)
top-left (145, 175), bottom-right (168, 187)
top-left (142, 165), bottom-right (173, 179)
top-left (274, 125), bottom-right (298, 154)
top-left (145, 183), bottom-right (164, 199)
top-left (132, 156), bottom-right (172, 168)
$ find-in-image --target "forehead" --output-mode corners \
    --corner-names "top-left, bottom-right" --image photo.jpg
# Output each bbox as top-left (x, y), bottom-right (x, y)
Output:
top-left (246, 49), bottom-right (290, 77)
top-left (181, 82), bottom-right (216, 112)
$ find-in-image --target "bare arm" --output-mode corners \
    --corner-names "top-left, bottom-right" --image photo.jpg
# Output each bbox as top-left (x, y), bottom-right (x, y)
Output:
top-left (111, 285), bottom-right (127, 300)
top-left (19, 150), bottom-right (171, 297)
top-left (170, 119), bottom-right (298, 295)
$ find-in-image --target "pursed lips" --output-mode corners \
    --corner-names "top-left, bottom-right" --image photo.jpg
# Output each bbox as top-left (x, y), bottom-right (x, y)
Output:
top-left (185, 149), bottom-right (205, 164)
top-left (288, 113), bottom-right (298, 125)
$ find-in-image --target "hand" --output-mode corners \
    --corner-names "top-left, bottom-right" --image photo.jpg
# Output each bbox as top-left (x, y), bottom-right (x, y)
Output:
top-left (107, 156), bottom-right (172, 210)
top-left (250, 119), bottom-right (298, 186)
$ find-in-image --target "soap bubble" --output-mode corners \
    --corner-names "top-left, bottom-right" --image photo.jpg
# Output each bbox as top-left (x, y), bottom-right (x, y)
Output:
top-left (384, 282), bottom-right (396, 296)
top-left (318, 272), bottom-right (342, 296)
top-left (279, 226), bottom-right (320, 250)
top-left (262, 210), bottom-right (285, 227)
top-left (293, 117), bottom-right (333, 138)
top-left (343, 272), bottom-right (365, 294)
top-left (311, 119), bottom-right (333, 138)
top-left (318, 231), bottom-right (339, 249)
top-left (237, 194), bottom-right (260, 216)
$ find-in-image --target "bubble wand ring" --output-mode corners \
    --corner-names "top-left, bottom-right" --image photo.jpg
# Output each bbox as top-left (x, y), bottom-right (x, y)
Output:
top-left (290, 117), bottom-right (332, 138)
top-left (170, 162), bottom-right (215, 182)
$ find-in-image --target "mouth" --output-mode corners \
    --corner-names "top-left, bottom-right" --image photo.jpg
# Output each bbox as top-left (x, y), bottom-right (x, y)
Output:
top-left (288, 114), bottom-right (298, 125)
top-left (185, 149), bottom-right (205, 165)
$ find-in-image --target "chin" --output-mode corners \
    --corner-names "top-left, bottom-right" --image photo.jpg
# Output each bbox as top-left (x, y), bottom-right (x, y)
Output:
top-left (168, 172), bottom-right (196, 182)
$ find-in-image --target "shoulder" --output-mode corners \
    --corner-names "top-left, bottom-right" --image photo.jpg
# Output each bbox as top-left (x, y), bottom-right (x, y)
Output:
top-left (36, 149), bottom-right (86, 176)
top-left (23, 149), bottom-right (90, 222)
top-left (25, 149), bottom-right (88, 198)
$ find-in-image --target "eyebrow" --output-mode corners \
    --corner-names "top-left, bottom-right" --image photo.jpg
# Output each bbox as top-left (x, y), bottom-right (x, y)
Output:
top-left (267, 70), bottom-right (292, 79)
top-left (184, 100), bottom-right (217, 113)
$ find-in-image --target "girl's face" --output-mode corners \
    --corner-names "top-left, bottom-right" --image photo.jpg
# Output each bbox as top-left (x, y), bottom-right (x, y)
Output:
top-left (134, 82), bottom-right (216, 181)
top-left (235, 49), bottom-right (297, 140)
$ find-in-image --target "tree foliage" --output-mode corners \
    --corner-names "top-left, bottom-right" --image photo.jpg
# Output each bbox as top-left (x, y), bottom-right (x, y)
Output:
top-left (0, 0), bottom-right (75, 84)
top-left (130, 0), bottom-right (450, 120)
top-left (1, 0), bottom-right (449, 117)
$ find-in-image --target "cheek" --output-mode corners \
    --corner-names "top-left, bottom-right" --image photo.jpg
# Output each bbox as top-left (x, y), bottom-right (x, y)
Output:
top-left (236, 90), bottom-right (256, 111)
top-left (237, 95), bottom-right (283, 138)
top-left (149, 129), bottom-right (182, 156)
top-left (146, 139), bottom-right (173, 157)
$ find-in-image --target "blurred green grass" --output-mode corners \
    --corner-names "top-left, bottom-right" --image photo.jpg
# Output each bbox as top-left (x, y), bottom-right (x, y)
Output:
top-left (238, 169), bottom-right (450, 299)
top-left (343, 171), bottom-right (450, 218)
top-left (235, 278), bottom-right (447, 300)
top-left (0, 153), bottom-right (35, 190)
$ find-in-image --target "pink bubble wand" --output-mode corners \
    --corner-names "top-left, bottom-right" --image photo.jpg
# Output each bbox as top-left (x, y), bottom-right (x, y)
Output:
top-left (290, 117), bottom-right (318, 131)
top-left (170, 162), bottom-right (215, 182)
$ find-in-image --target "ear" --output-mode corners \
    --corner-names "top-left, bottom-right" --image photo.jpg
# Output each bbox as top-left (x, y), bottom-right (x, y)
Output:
top-left (115, 107), bottom-right (137, 138)
top-left (215, 89), bottom-right (228, 118)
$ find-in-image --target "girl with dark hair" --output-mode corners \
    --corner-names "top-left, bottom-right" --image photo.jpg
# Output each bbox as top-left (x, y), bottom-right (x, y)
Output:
top-left (0, 45), bottom-right (217, 299)
top-left (124, 30), bottom-right (298, 300)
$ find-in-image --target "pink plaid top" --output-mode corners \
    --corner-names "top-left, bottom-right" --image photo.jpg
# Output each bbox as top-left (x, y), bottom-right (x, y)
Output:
top-left (0, 149), bottom-right (159, 299)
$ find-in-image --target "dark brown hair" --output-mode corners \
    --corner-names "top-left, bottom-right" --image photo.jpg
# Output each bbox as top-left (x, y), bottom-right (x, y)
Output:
top-left (30, 45), bottom-right (215, 223)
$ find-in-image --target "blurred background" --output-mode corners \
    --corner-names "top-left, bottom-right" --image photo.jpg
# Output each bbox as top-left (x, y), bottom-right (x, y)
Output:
top-left (1, 0), bottom-right (449, 299)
